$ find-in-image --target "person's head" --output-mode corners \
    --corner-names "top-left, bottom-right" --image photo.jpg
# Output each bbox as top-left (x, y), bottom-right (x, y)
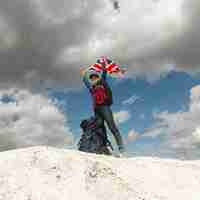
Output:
top-left (89, 73), bottom-right (100, 85)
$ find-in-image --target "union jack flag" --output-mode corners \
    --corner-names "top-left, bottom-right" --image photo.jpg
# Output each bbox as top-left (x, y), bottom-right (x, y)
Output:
top-left (89, 62), bottom-right (122, 75)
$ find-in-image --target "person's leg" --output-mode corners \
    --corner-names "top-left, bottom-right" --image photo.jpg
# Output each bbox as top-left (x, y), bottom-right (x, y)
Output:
top-left (94, 107), bottom-right (113, 155)
top-left (94, 107), bottom-right (109, 148)
top-left (94, 108), bottom-right (107, 135)
top-left (99, 145), bottom-right (112, 155)
top-left (97, 105), bottom-right (124, 152)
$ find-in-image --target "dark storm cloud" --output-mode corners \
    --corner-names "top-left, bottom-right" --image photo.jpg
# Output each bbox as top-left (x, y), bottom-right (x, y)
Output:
top-left (168, 0), bottom-right (200, 71)
top-left (0, 0), bottom-right (200, 89)
top-left (126, 0), bottom-right (200, 77)
top-left (0, 0), bottom-right (102, 90)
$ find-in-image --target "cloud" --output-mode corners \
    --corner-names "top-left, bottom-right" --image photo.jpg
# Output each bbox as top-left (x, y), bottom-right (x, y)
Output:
top-left (113, 110), bottom-right (131, 124)
top-left (192, 128), bottom-right (200, 143)
top-left (122, 95), bottom-right (141, 106)
top-left (0, 0), bottom-right (199, 91)
top-left (0, 88), bottom-right (73, 151)
top-left (142, 123), bottom-right (168, 138)
top-left (0, 0), bottom-right (104, 90)
top-left (144, 84), bottom-right (200, 159)
top-left (72, 0), bottom-right (200, 80)
top-left (126, 129), bottom-right (139, 143)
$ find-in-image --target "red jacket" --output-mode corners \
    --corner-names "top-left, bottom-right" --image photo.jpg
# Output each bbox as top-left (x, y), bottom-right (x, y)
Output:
top-left (90, 79), bottom-right (113, 108)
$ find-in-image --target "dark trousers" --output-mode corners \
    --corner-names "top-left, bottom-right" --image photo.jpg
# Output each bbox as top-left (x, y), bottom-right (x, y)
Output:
top-left (94, 105), bottom-right (124, 151)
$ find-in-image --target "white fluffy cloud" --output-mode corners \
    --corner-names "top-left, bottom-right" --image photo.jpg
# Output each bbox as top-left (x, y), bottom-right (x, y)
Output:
top-left (113, 110), bottom-right (131, 124)
top-left (122, 95), bottom-right (141, 106)
top-left (142, 85), bottom-right (200, 159)
top-left (0, 88), bottom-right (73, 151)
top-left (126, 129), bottom-right (139, 144)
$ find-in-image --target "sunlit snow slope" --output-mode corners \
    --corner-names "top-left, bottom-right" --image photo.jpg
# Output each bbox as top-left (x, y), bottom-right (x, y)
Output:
top-left (0, 146), bottom-right (199, 200)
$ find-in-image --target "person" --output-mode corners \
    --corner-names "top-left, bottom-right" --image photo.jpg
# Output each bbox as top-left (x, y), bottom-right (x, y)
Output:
top-left (80, 56), bottom-right (126, 154)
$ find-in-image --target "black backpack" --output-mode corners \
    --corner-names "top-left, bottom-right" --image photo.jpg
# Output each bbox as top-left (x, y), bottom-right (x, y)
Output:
top-left (78, 116), bottom-right (113, 155)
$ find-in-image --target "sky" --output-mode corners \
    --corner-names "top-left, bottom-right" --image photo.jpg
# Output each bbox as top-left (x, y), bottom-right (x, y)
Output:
top-left (0, 0), bottom-right (200, 159)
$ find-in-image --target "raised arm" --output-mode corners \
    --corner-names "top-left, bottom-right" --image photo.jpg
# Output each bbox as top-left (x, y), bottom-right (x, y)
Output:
top-left (101, 65), bottom-right (107, 81)
top-left (80, 68), bottom-right (92, 90)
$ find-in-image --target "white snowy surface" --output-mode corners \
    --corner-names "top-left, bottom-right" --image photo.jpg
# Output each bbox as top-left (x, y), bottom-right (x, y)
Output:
top-left (0, 146), bottom-right (200, 200)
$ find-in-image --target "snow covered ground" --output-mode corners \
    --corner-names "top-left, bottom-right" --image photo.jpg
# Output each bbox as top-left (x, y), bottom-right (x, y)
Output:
top-left (0, 146), bottom-right (199, 200)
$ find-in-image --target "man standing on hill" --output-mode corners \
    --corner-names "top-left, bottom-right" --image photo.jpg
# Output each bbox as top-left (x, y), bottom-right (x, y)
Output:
top-left (80, 56), bottom-right (126, 154)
